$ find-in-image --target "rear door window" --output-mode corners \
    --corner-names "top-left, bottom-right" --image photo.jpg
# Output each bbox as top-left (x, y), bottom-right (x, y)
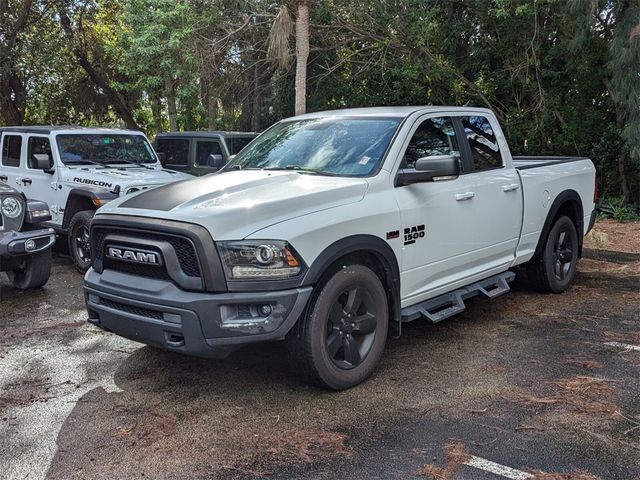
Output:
top-left (460, 116), bottom-right (503, 171)
top-left (227, 136), bottom-right (254, 155)
top-left (195, 141), bottom-right (223, 167)
top-left (156, 139), bottom-right (190, 166)
top-left (1, 135), bottom-right (22, 167)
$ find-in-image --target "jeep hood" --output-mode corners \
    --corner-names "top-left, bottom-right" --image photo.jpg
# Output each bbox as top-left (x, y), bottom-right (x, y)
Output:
top-left (98, 170), bottom-right (368, 240)
top-left (63, 166), bottom-right (191, 188)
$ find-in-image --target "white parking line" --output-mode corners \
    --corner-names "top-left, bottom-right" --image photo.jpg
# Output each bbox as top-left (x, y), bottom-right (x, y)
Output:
top-left (464, 456), bottom-right (533, 479)
top-left (605, 341), bottom-right (640, 352)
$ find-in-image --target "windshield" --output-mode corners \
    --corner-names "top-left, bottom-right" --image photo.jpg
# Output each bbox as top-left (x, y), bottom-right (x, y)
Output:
top-left (56, 134), bottom-right (157, 165)
top-left (225, 117), bottom-right (401, 177)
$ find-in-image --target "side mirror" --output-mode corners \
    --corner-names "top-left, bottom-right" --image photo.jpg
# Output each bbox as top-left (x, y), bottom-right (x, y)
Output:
top-left (33, 153), bottom-right (53, 172)
top-left (208, 153), bottom-right (225, 169)
top-left (156, 152), bottom-right (166, 164)
top-left (228, 154), bottom-right (236, 161)
top-left (396, 154), bottom-right (460, 186)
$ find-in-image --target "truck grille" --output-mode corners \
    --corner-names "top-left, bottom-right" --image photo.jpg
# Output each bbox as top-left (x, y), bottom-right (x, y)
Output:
top-left (91, 225), bottom-right (202, 286)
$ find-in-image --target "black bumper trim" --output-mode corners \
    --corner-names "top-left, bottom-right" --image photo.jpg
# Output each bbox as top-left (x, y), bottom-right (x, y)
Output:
top-left (84, 269), bottom-right (312, 358)
top-left (0, 228), bottom-right (55, 257)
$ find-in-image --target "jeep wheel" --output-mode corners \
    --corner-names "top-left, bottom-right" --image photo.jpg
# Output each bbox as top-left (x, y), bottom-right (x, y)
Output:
top-left (8, 249), bottom-right (52, 289)
top-left (68, 210), bottom-right (95, 273)
top-left (526, 215), bottom-right (579, 293)
top-left (287, 264), bottom-right (388, 390)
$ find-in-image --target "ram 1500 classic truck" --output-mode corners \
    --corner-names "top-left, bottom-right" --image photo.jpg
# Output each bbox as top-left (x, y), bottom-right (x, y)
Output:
top-left (84, 107), bottom-right (597, 389)
top-left (0, 127), bottom-right (192, 273)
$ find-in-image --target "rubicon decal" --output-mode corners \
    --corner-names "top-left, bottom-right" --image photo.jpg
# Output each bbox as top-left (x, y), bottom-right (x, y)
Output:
top-left (73, 177), bottom-right (113, 188)
top-left (404, 224), bottom-right (425, 245)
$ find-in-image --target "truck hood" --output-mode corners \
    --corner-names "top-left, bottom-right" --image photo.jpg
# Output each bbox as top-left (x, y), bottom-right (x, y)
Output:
top-left (61, 165), bottom-right (191, 190)
top-left (98, 170), bottom-right (368, 239)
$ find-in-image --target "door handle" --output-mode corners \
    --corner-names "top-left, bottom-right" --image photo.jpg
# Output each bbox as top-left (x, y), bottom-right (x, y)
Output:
top-left (502, 183), bottom-right (520, 192)
top-left (455, 192), bottom-right (475, 201)
top-left (0, 175), bottom-right (7, 181)
top-left (21, 177), bottom-right (32, 185)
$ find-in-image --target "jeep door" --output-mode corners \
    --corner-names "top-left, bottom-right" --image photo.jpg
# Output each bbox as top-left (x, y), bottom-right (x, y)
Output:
top-left (192, 139), bottom-right (226, 176)
top-left (1, 133), bottom-right (24, 190)
top-left (21, 135), bottom-right (64, 224)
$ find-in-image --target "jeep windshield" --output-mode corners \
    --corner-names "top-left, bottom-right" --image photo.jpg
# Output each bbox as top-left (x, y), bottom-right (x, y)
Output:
top-left (56, 134), bottom-right (157, 166)
top-left (225, 117), bottom-right (401, 177)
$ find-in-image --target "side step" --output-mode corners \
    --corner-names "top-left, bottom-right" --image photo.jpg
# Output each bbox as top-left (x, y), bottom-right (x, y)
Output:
top-left (401, 271), bottom-right (516, 324)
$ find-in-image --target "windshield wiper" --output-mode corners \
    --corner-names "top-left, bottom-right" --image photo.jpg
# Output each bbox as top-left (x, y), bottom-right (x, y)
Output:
top-left (108, 158), bottom-right (154, 169)
top-left (64, 159), bottom-right (106, 167)
top-left (264, 165), bottom-right (334, 176)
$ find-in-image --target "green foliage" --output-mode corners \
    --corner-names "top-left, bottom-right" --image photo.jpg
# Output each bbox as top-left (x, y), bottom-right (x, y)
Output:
top-left (597, 197), bottom-right (640, 222)
top-left (1, 0), bottom-right (638, 203)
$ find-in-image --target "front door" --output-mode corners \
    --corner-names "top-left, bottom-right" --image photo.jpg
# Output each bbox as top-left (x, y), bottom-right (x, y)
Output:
top-left (20, 135), bottom-right (64, 224)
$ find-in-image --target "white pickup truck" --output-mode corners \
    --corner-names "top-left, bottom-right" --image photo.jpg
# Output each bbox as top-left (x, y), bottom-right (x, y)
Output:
top-left (84, 107), bottom-right (597, 389)
top-left (0, 127), bottom-right (191, 272)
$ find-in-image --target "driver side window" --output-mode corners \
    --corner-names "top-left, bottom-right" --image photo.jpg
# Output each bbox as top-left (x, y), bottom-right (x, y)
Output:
top-left (403, 117), bottom-right (459, 169)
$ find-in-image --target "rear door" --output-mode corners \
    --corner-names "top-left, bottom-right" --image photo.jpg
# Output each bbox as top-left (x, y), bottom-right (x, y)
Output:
top-left (1, 133), bottom-right (24, 190)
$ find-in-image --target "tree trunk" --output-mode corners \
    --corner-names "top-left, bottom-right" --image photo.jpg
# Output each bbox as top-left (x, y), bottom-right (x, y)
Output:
top-left (616, 113), bottom-right (631, 204)
top-left (294, 0), bottom-right (310, 116)
top-left (165, 77), bottom-right (178, 131)
top-left (251, 62), bottom-right (261, 131)
top-left (207, 96), bottom-right (217, 131)
top-left (0, 73), bottom-right (26, 125)
top-left (151, 91), bottom-right (163, 134)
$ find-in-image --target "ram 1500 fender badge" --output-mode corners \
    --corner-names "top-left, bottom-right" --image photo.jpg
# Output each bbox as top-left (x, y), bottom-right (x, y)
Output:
top-left (106, 246), bottom-right (161, 265)
top-left (404, 224), bottom-right (425, 245)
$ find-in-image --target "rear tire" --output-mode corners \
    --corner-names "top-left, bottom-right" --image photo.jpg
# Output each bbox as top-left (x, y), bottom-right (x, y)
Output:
top-left (526, 215), bottom-right (579, 293)
top-left (68, 210), bottom-right (94, 273)
top-left (8, 249), bottom-right (52, 289)
top-left (286, 264), bottom-right (388, 390)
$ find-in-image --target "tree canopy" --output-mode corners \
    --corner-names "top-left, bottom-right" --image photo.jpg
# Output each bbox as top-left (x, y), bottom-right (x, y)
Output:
top-left (0, 0), bottom-right (638, 203)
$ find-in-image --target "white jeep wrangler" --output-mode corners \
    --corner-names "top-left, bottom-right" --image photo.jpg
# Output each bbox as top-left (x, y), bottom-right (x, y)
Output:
top-left (0, 127), bottom-right (192, 272)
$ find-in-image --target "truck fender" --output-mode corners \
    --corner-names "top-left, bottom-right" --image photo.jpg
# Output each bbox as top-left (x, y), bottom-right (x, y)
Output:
top-left (302, 234), bottom-right (401, 325)
top-left (533, 189), bottom-right (584, 260)
top-left (62, 188), bottom-right (118, 229)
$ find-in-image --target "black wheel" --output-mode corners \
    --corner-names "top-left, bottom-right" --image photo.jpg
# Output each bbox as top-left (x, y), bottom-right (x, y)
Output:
top-left (286, 264), bottom-right (388, 390)
top-left (526, 215), bottom-right (579, 293)
top-left (8, 249), bottom-right (52, 289)
top-left (68, 210), bottom-right (94, 273)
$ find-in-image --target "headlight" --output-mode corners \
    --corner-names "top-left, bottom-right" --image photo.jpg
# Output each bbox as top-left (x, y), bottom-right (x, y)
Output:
top-left (218, 240), bottom-right (305, 280)
top-left (2, 196), bottom-right (23, 219)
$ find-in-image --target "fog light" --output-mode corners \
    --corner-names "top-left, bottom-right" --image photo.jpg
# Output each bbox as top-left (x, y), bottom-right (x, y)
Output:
top-left (258, 304), bottom-right (272, 317)
top-left (25, 239), bottom-right (36, 251)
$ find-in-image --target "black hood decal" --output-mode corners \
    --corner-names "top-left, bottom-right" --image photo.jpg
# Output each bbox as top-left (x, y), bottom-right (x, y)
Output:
top-left (120, 176), bottom-right (217, 211)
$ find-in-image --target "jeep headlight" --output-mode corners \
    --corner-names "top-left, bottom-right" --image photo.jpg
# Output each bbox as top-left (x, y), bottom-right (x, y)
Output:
top-left (218, 240), bottom-right (305, 280)
top-left (2, 196), bottom-right (23, 219)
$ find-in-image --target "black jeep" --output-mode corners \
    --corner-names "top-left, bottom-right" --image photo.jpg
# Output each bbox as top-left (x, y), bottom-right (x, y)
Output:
top-left (0, 182), bottom-right (56, 289)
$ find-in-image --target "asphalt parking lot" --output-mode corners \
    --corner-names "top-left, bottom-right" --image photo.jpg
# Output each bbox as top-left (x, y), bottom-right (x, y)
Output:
top-left (1, 220), bottom-right (638, 480)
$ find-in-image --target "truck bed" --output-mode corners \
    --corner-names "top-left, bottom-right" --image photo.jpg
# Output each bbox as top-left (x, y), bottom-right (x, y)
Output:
top-left (513, 156), bottom-right (589, 170)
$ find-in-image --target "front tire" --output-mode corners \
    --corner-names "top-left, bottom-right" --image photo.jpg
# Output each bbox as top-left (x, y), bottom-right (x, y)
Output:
top-left (68, 210), bottom-right (94, 273)
top-left (8, 249), bottom-right (52, 289)
top-left (526, 215), bottom-right (579, 293)
top-left (286, 264), bottom-right (389, 390)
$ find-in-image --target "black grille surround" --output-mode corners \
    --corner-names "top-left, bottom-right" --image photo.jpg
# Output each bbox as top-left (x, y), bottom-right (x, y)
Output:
top-left (90, 214), bottom-right (227, 292)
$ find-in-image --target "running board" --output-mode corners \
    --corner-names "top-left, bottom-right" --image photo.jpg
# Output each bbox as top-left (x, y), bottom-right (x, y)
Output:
top-left (401, 271), bottom-right (516, 324)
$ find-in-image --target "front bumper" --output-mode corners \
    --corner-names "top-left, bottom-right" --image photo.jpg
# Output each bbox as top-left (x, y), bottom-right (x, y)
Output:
top-left (0, 228), bottom-right (56, 258)
top-left (84, 268), bottom-right (312, 358)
